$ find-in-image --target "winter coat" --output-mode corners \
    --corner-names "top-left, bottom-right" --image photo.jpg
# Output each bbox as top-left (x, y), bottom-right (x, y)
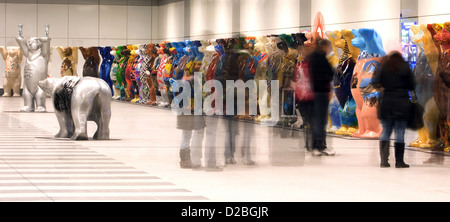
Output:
top-left (378, 62), bottom-right (415, 121)
top-left (176, 115), bottom-right (206, 131)
top-left (175, 73), bottom-right (206, 131)
top-left (308, 50), bottom-right (334, 93)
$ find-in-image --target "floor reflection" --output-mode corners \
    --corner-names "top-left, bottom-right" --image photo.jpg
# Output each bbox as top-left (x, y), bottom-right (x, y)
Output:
top-left (268, 126), bottom-right (306, 166)
top-left (422, 150), bottom-right (446, 165)
top-left (174, 115), bottom-right (309, 170)
top-left (3, 97), bottom-right (450, 201)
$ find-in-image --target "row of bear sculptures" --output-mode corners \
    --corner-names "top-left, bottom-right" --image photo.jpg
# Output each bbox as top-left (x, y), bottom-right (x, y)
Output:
top-left (1, 23), bottom-right (449, 152)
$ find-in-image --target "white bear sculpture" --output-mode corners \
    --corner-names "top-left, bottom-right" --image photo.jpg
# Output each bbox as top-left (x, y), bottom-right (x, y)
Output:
top-left (38, 76), bottom-right (112, 140)
top-left (0, 46), bottom-right (23, 97)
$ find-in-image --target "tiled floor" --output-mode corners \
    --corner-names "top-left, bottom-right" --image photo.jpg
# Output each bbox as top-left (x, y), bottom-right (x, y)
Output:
top-left (1, 96), bottom-right (450, 202)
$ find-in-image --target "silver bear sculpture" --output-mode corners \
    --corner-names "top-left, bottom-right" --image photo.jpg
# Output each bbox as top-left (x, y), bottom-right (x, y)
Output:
top-left (38, 76), bottom-right (112, 140)
top-left (16, 24), bottom-right (51, 112)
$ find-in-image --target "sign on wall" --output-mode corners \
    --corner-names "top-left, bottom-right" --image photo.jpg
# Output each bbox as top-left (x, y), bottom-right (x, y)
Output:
top-left (401, 21), bottom-right (417, 69)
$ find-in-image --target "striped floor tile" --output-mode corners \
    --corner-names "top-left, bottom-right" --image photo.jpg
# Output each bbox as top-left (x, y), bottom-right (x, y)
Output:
top-left (0, 113), bottom-right (207, 202)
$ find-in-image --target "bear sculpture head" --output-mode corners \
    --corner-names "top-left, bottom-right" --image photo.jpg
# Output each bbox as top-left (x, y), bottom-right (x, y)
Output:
top-left (38, 78), bottom-right (58, 96)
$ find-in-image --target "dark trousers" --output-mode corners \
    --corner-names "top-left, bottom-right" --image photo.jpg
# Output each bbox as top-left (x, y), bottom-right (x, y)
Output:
top-left (298, 101), bottom-right (314, 149)
top-left (224, 117), bottom-right (237, 160)
top-left (298, 101), bottom-right (314, 126)
top-left (311, 92), bottom-right (330, 151)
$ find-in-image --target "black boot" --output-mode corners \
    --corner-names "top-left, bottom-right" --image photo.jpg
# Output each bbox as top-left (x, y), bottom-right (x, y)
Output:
top-left (179, 149), bottom-right (192, 169)
top-left (379, 140), bottom-right (390, 168)
top-left (394, 143), bottom-right (410, 168)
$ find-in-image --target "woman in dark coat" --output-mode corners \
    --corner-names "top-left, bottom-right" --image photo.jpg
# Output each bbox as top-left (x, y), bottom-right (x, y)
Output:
top-left (378, 51), bottom-right (416, 168)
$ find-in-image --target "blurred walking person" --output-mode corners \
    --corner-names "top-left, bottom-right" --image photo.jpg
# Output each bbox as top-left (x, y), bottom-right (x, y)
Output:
top-left (308, 39), bottom-right (336, 156)
top-left (292, 44), bottom-right (314, 151)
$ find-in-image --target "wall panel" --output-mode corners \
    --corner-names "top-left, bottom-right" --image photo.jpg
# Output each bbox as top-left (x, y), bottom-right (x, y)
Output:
top-left (5, 3), bottom-right (37, 39)
top-left (68, 4), bottom-right (99, 39)
top-left (99, 5), bottom-right (127, 39)
top-left (1, 0), bottom-right (450, 89)
top-left (418, 0), bottom-right (450, 24)
top-left (38, 4), bottom-right (69, 39)
top-left (127, 5), bottom-right (152, 40)
top-left (311, 0), bottom-right (401, 53)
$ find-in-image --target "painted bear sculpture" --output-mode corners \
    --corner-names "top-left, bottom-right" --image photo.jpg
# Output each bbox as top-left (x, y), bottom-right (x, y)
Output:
top-left (409, 24), bottom-right (440, 148)
top-left (350, 28), bottom-right (385, 139)
top-left (38, 76), bottom-right (112, 140)
top-left (432, 22), bottom-right (450, 150)
top-left (0, 46), bottom-right (23, 97)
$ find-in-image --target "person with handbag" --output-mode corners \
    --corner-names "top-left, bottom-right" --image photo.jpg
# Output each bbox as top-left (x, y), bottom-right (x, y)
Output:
top-left (292, 44), bottom-right (314, 151)
top-left (378, 51), bottom-right (417, 168)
